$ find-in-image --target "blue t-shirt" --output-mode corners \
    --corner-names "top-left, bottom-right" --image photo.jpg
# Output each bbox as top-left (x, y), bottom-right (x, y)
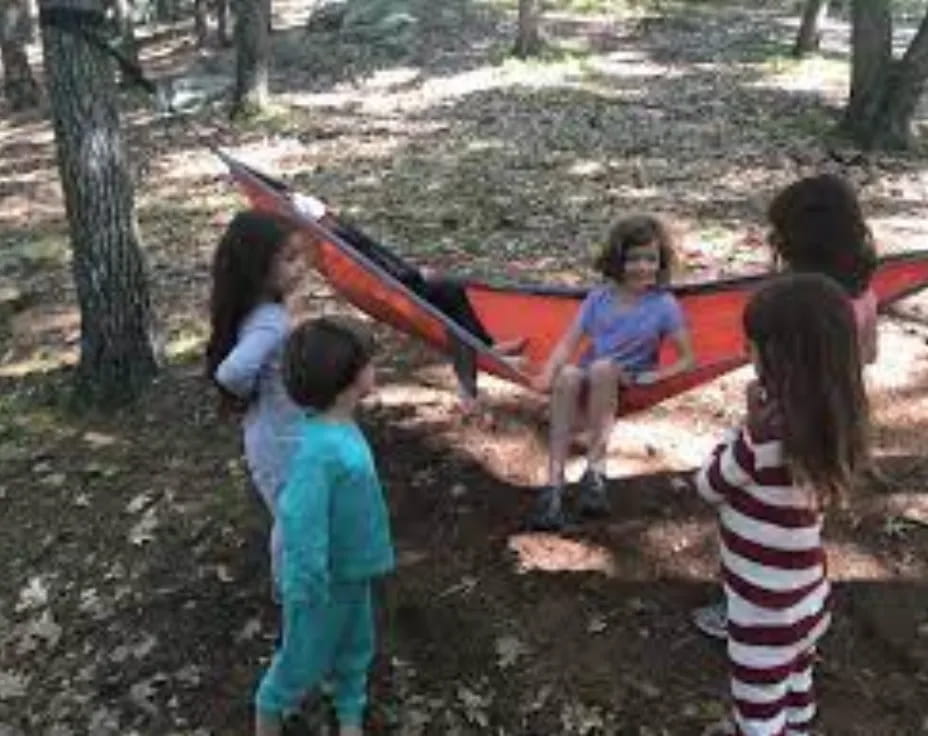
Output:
top-left (578, 286), bottom-right (685, 372)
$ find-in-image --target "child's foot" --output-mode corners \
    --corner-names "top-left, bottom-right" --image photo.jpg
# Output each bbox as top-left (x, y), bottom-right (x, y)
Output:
top-left (577, 468), bottom-right (610, 518)
top-left (526, 485), bottom-right (567, 531)
top-left (691, 601), bottom-right (727, 640)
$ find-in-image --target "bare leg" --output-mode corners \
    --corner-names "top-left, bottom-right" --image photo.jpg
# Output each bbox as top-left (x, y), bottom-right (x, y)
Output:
top-left (548, 365), bottom-right (585, 487)
top-left (585, 358), bottom-right (621, 474)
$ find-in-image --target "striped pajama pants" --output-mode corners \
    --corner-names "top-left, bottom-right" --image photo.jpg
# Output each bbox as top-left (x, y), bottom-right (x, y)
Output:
top-left (727, 602), bottom-right (830, 736)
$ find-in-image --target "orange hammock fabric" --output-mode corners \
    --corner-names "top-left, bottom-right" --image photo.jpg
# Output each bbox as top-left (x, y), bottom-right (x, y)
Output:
top-left (218, 151), bottom-right (928, 416)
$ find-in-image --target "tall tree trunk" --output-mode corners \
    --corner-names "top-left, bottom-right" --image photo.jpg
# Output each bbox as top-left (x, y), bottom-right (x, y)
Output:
top-left (193, 0), bottom-right (207, 46)
top-left (793, 0), bottom-right (829, 57)
top-left (842, 0), bottom-right (893, 143)
top-left (1, 0), bottom-right (40, 109)
top-left (842, 1), bottom-right (928, 149)
top-left (230, 0), bottom-right (268, 117)
top-left (39, 0), bottom-right (158, 407)
top-left (216, 0), bottom-right (231, 46)
top-left (513, 0), bottom-right (542, 58)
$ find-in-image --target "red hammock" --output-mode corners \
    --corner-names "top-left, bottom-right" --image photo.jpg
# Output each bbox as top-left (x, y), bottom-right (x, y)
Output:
top-left (218, 151), bottom-right (928, 416)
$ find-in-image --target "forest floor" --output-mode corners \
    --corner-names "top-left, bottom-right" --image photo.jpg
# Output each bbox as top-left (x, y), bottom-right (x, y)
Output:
top-left (2, 1), bottom-right (928, 733)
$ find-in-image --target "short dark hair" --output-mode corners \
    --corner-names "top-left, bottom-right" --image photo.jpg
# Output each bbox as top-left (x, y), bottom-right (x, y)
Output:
top-left (283, 317), bottom-right (374, 411)
top-left (594, 214), bottom-right (675, 285)
top-left (767, 173), bottom-right (877, 297)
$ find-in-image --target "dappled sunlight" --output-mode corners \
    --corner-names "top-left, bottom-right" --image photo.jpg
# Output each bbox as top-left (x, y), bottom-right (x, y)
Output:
top-left (631, 518), bottom-right (717, 580)
top-left (827, 540), bottom-right (900, 582)
top-left (507, 532), bottom-right (617, 576)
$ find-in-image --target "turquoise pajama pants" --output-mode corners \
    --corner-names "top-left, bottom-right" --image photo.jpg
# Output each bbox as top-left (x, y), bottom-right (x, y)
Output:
top-left (255, 581), bottom-right (374, 727)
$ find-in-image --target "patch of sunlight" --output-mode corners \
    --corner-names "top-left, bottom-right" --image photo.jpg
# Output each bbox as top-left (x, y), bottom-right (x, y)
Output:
top-left (826, 541), bottom-right (895, 582)
top-left (751, 55), bottom-right (848, 100)
top-left (508, 532), bottom-right (616, 577)
top-left (585, 50), bottom-right (678, 80)
top-left (0, 233), bottom-right (69, 271)
top-left (0, 119), bottom-right (54, 146)
top-left (568, 159), bottom-right (605, 178)
top-left (636, 519), bottom-right (716, 578)
top-left (466, 139), bottom-right (507, 154)
top-left (868, 325), bottom-right (928, 393)
top-left (150, 148), bottom-right (228, 184)
top-left (0, 352), bottom-right (75, 379)
top-left (165, 332), bottom-right (205, 362)
top-left (364, 67), bottom-right (422, 91)
top-left (373, 381), bottom-right (451, 408)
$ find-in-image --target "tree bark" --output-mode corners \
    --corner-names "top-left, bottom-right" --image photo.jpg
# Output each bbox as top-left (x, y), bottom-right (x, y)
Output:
top-left (39, 0), bottom-right (158, 407)
top-left (842, 0), bottom-right (893, 144)
top-left (193, 0), bottom-right (207, 46)
top-left (513, 0), bottom-right (542, 58)
top-left (793, 0), bottom-right (829, 58)
top-left (842, 0), bottom-right (928, 149)
top-left (1, 0), bottom-right (40, 109)
top-left (230, 0), bottom-right (269, 117)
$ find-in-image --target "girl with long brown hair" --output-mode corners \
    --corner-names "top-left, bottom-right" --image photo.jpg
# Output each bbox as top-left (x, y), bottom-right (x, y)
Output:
top-left (697, 274), bottom-right (869, 736)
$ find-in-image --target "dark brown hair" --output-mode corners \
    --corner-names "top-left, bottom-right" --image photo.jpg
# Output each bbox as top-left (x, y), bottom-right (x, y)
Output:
top-left (205, 211), bottom-right (296, 401)
top-left (283, 317), bottom-right (374, 411)
top-left (744, 273), bottom-right (870, 506)
top-left (594, 214), bottom-right (675, 286)
top-left (768, 173), bottom-right (877, 297)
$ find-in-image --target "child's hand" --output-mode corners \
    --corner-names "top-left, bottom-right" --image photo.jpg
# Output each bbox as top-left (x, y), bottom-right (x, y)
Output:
top-left (746, 380), bottom-right (784, 443)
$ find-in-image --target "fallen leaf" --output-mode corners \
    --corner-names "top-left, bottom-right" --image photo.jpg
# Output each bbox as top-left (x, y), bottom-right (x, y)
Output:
top-left (15, 576), bottom-right (48, 612)
top-left (236, 617), bottom-right (262, 642)
top-left (494, 634), bottom-right (528, 669)
top-left (0, 671), bottom-right (29, 700)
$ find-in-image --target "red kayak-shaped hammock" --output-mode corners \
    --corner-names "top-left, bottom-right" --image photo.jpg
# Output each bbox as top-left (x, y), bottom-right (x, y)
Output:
top-left (217, 150), bottom-right (928, 416)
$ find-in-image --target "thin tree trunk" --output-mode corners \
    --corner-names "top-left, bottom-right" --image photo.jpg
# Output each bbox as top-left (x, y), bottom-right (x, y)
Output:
top-left (216, 0), bottom-right (231, 46)
top-left (110, 0), bottom-right (140, 87)
top-left (230, 0), bottom-right (268, 117)
top-left (39, 0), bottom-right (158, 407)
top-left (793, 0), bottom-right (829, 58)
top-left (514, 0), bottom-right (542, 58)
top-left (1, 0), bottom-right (40, 109)
top-left (193, 0), bottom-right (207, 46)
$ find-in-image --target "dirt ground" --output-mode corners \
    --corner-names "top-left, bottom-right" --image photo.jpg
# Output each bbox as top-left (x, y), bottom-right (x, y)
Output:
top-left (2, 1), bottom-right (928, 734)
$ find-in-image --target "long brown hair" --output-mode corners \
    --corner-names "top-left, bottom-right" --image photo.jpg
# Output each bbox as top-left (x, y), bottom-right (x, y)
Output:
top-left (205, 211), bottom-right (295, 397)
top-left (767, 173), bottom-right (877, 297)
top-left (744, 273), bottom-right (870, 506)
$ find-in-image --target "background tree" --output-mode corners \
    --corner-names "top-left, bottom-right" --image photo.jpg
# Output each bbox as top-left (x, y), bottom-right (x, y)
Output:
top-left (108, 0), bottom-right (141, 86)
top-left (842, 0), bottom-right (928, 149)
top-left (793, 0), bottom-right (829, 57)
top-left (514, 0), bottom-right (542, 58)
top-left (1, 0), bottom-right (40, 109)
top-left (38, 0), bottom-right (159, 407)
top-left (230, 0), bottom-right (269, 117)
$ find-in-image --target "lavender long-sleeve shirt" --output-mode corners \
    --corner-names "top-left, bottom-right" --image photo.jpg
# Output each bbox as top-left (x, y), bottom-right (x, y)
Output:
top-left (215, 302), bottom-right (303, 509)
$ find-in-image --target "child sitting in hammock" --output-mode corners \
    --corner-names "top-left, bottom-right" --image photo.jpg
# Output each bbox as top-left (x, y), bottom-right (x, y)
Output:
top-left (528, 215), bottom-right (695, 531)
top-left (291, 193), bottom-right (525, 414)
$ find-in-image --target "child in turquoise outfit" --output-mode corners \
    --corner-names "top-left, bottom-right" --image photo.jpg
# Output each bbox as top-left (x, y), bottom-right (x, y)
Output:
top-left (255, 318), bottom-right (394, 736)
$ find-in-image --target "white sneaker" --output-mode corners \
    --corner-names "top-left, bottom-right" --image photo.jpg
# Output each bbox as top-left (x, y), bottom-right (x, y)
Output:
top-left (691, 601), bottom-right (727, 639)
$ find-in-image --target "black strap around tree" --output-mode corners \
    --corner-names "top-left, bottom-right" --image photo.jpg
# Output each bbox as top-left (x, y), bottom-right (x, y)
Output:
top-left (38, 5), bottom-right (158, 96)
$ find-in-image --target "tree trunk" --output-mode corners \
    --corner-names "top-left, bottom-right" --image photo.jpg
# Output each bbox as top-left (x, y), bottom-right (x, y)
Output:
top-left (216, 0), bottom-right (231, 46)
top-left (193, 0), bottom-right (207, 46)
top-left (876, 10), bottom-right (928, 148)
top-left (109, 0), bottom-right (140, 87)
top-left (1, 0), bottom-right (40, 109)
top-left (842, 0), bottom-right (893, 143)
top-left (513, 0), bottom-right (542, 58)
top-left (230, 0), bottom-right (268, 117)
top-left (793, 0), bottom-right (829, 57)
top-left (39, 0), bottom-right (158, 407)
top-left (842, 1), bottom-right (928, 149)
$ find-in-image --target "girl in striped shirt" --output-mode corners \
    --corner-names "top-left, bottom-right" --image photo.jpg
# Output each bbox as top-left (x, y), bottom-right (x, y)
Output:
top-left (697, 274), bottom-right (870, 736)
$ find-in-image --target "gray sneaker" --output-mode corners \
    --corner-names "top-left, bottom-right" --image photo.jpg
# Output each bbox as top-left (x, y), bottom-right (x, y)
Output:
top-left (526, 485), bottom-right (567, 531)
top-left (577, 468), bottom-right (610, 518)
top-left (691, 601), bottom-right (727, 639)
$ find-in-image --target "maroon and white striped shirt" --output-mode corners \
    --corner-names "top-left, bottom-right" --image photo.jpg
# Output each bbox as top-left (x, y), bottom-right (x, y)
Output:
top-left (697, 427), bottom-right (830, 664)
